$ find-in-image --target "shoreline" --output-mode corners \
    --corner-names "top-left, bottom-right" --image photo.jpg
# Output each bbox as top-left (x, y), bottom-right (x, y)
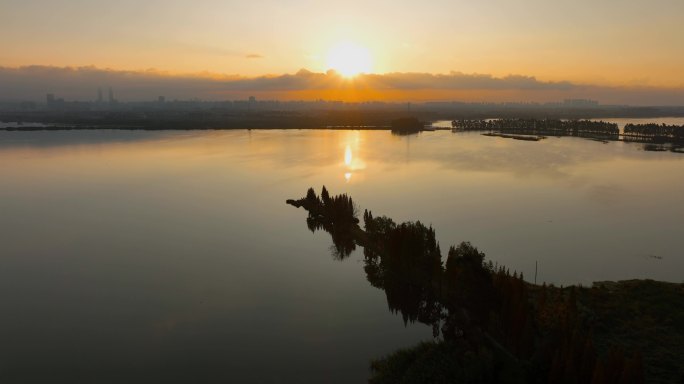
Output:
top-left (289, 188), bottom-right (684, 382)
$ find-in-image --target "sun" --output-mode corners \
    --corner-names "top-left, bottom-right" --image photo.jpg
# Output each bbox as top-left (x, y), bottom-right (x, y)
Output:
top-left (326, 41), bottom-right (373, 78)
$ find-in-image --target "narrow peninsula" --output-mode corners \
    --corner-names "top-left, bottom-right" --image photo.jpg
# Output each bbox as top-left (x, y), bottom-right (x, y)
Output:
top-left (288, 187), bottom-right (684, 384)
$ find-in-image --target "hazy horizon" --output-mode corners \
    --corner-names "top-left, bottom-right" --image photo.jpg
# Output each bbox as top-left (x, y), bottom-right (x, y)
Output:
top-left (1, 65), bottom-right (684, 106)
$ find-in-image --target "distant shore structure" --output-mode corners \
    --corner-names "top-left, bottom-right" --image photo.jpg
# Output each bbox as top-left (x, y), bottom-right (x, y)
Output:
top-left (563, 99), bottom-right (599, 108)
top-left (391, 117), bottom-right (425, 134)
top-left (45, 93), bottom-right (65, 108)
top-left (108, 87), bottom-right (117, 104)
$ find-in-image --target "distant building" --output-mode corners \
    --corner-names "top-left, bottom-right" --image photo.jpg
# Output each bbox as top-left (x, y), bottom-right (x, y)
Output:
top-left (97, 88), bottom-right (103, 103)
top-left (158, 96), bottom-right (166, 103)
top-left (108, 87), bottom-right (117, 104)
top-left (46, 93), bottom-right (65, 108)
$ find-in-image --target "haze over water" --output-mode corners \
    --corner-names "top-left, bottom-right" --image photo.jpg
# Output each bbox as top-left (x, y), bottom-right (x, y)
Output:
top-left (1, 119), bottom-right (683, 382)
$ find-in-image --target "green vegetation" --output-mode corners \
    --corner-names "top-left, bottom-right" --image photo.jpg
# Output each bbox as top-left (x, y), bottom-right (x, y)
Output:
top-left (288, 188), bottom-right (684, 383)
top-left (369, 341), bottom-right (525, 384)
top-left (578, 280), bottom-right (684, 383)
top-left (372, 281), bottom-right (683, 384)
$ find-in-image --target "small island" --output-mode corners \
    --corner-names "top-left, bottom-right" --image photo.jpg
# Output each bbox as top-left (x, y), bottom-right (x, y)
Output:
top-left (452, 118), bottom-right (684, 151)
top-left (391, 117), bottom-right (427, 135)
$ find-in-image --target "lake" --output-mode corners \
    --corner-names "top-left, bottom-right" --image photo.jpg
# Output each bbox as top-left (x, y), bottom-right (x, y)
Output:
top-left (1, 120), bottom-right (683, 382)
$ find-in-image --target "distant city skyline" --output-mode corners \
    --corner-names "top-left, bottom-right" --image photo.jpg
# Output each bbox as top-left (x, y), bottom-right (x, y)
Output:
top-left (41, 89), bottom-right (603, 108)
top-left (1, 65), bottom-right (682, 105)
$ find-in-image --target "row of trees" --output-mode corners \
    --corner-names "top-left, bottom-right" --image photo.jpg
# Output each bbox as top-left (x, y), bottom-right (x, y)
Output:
top-left (450, 119), bottom-right (684, 145)
top-left (368, 208), bottom-right (645, 383)
top-left (304, 186), bottom-right (357, 225)
top-left (291, 187), bottom-right (645, 383)
top-left (301, 187), bottom-right (359, 259)
top-left (452, 118), bottom-right (620, 137)
top-left (624, 123), bottom-right (684, 143)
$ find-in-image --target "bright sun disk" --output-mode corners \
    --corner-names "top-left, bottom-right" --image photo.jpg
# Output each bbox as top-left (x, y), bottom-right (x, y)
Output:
top-left (327, 42), bottom-right (373, 77)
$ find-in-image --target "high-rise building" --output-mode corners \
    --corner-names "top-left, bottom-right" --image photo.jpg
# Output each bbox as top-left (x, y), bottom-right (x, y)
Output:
top-left (108, 87), bottom-right (115, 104)
top-left (97, 88), bottom-right (103, 103)
top-left (46, 93), bottom-right (55, 105)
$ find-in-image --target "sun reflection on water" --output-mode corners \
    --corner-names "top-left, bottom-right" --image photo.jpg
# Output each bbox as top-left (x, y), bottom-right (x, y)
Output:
top-left (341, 132), bottom-right (366, 182)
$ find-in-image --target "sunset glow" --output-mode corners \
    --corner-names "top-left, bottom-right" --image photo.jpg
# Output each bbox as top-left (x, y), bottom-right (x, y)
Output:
top-left (326, 42), bottom-right (373, 77)
top-left (0, 1), bottom-right (683, 103)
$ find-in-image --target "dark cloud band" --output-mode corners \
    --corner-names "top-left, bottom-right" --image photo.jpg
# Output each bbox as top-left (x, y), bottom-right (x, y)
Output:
top-left (0, 65), bottom-right (681, 105)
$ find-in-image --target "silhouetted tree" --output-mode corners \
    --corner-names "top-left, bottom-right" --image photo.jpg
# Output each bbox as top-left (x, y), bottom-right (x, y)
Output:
top-left (288, 188), bottom-right (656, 383)
top-left (321, 185), bottom-right (330, 205)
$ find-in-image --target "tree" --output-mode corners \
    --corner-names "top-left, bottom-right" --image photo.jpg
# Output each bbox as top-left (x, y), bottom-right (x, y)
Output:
top-left (321, 185), bottom-right (330, 205)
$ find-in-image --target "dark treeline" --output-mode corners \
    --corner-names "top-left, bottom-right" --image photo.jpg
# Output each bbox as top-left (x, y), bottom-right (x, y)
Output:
top-left (624, 123), bottom-right (684, 144)
top-left (0, 109), bottom-right (427, 130)
top-left (390, 117), bottom-right (426, 135)
top-left (453, 119), bottom-right (684, 147)
top-left (4, 102), bottom-right (684, 127)
top-left (4, 104), bottom-right (684, 132)
top-left (289, 187), bottom-right (359, 259)
top-left (285, 188), bottom-right (675, 383)
top-left (453, 119), bottom-right (620, 140)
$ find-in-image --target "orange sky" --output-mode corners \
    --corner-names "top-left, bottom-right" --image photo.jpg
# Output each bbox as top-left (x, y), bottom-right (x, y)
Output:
top-left (1, 1), bottom-right (683, 103)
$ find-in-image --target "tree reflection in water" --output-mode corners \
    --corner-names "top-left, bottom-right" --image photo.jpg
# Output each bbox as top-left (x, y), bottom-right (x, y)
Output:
top-left (287, 187), bottom-right (648, 383)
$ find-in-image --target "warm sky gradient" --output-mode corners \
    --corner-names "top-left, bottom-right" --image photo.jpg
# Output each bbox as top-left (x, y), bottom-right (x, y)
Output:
top-left (1, 0), bottom-right (683, 103)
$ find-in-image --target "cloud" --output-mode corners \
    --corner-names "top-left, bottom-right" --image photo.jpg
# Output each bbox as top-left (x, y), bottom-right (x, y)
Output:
top-left (245, 54), bottom-right (264, 59)
top-left (0, 65), bottom-right (682, 105)
top-left (365, 72), bottom-right (576, 91)
top-left (207, 69), bottom-right (576, 92)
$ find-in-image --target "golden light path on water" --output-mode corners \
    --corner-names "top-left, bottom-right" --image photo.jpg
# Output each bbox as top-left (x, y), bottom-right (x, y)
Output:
top-left (1, 127), bottom-right (683, 286)
top-left (342, 131), bottom-right (365, 182)
top-left (345, 145), bottom-right (352, 165)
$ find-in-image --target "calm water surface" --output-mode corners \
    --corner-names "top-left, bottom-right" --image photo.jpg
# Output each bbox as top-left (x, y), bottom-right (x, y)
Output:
top-left (1, 121), bottom-right (683, 382)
